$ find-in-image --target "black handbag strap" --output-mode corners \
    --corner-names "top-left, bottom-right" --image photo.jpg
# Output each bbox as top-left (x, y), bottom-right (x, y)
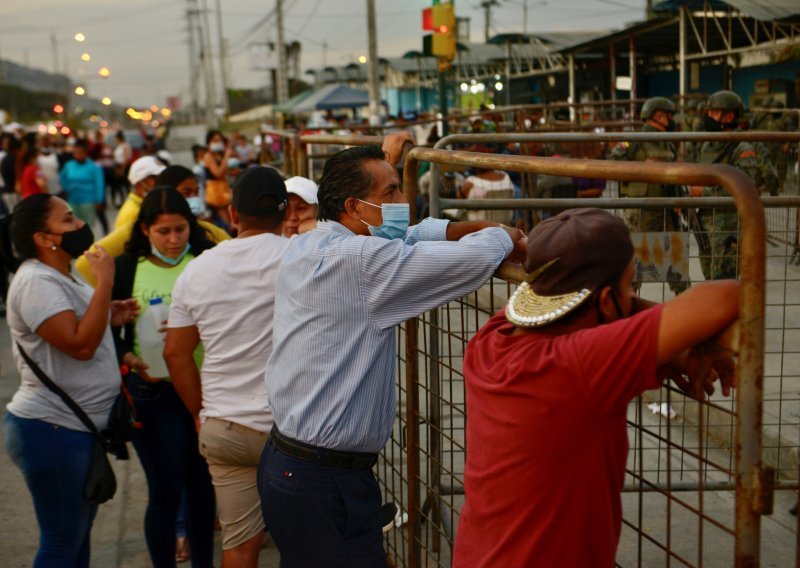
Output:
top-left (15, 342), bottom-right (98, 435)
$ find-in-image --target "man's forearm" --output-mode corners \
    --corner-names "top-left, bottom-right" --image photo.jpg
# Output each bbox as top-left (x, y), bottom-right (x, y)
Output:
top-left (445, 220), bottom-right (500, 241)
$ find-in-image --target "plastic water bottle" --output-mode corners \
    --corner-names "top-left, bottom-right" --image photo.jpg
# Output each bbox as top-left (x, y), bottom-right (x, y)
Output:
top-left (136, 297), bottom-right (170, 379)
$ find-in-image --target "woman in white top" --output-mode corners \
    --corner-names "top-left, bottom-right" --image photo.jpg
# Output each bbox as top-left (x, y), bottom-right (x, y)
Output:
top-left (459, 168), bottom-right (515, 224)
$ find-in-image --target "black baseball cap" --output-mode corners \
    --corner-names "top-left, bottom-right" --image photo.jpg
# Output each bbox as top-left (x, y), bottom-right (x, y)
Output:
top-left (232, 166), bottom-right (288, 216)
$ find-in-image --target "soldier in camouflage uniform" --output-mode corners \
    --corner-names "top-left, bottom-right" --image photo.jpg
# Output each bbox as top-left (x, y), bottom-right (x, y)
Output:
top-left (686, 100), bottom-right (707, 163)
top-left (749, 96), bottom-right (774, 130)
top-left (610, 97), bottom-right (687, 293)
top-left (767, 101), bottom-right (790, 186)
top-left (741, 102), bottom-right (781, 196)
top-left (691, 90), bottom-right (758, 280)
top-left (680, 98), bottom-right (699, 132)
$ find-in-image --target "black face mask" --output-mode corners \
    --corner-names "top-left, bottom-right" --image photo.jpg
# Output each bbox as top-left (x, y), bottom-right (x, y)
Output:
top-left (666, 119), bottom-right (676, 132)
top-left (703, 115), bottom-right (724, 132)
top-left (49, 224), bottom-right (95, 258)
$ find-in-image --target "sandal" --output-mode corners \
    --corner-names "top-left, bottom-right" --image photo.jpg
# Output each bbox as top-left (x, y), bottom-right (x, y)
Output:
top-left (175, 536), bottom-right (190, 563)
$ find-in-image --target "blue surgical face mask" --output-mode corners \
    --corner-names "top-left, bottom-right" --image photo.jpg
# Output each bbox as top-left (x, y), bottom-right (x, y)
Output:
top-left (151, 243), bottom-right (191, 266)
top-left (358, 199), bottom-right (410, 240)
top-left (186, 196), bottom-right (204, 217)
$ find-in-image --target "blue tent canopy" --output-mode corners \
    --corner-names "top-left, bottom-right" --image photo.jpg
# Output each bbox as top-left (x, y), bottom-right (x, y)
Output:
top-left (293, 83), bottom-right (382, 112)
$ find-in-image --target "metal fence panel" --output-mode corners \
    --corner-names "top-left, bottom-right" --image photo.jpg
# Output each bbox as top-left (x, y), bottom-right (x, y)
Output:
top-left (379, 147), bottom-right (776, 568)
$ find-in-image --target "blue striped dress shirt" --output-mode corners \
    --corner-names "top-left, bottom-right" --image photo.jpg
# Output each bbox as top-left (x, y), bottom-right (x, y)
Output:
top-left (265, 218), bottom-right (513, 453)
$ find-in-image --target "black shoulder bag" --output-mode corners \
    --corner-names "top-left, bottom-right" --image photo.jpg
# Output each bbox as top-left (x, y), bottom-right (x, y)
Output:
top-left (16, 343), bottom-right (138, 504)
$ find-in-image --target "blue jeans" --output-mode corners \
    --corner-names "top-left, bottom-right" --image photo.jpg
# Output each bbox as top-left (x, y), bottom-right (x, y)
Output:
top-left (3, 412), bottom-right (98, 568)
top-left (257, 439), bottom-right (386, 568)
top-left (126, 374), bottom-right (215, 568)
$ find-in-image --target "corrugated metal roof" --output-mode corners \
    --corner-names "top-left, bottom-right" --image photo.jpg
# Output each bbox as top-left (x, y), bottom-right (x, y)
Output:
top-left (653, 0), bottom-right (800, 21)
top-left (725, 0), bottom-right (800, 20)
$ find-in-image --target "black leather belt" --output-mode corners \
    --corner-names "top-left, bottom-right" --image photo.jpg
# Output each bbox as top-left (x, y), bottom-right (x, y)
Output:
top-left (270, 425), bottom-right (377, 470)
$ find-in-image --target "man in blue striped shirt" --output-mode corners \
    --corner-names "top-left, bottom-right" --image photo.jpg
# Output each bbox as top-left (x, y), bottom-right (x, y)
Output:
top-left (258, 133), bottom-right (525, 566)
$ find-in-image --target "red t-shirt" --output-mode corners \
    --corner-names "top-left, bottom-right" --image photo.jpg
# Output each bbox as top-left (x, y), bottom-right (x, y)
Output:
top-left (21, 164), bottom-right (45, 198)
top-left (454, 305), bottom-right (664, 568)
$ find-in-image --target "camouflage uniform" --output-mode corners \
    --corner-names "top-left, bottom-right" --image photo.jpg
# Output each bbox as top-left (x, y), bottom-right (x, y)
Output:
top-left (687, 102), bottom-right (707, 164)
top-left (695, 139), bottom-right (757, 280)
top-left (767, 104), bottom-right (789, 186)
top-left (751, 140), bottom-right (780, 195)
top-left (610, 115), bottom-right (687, 292)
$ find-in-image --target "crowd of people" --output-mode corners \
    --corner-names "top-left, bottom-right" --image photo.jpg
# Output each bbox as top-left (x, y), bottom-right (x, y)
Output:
top-left (0, 89), bottom-right (776, 566)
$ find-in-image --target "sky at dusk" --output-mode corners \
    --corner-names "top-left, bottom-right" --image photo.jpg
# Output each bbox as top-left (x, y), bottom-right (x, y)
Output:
top-left (0, 0), bottom-right (649, 108)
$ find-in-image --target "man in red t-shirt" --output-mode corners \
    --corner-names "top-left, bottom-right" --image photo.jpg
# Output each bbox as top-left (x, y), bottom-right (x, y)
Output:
top-left (454, 208), bottom-right (738, 567)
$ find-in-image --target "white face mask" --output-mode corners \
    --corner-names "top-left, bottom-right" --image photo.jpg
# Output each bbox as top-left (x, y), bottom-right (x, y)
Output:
top-left (186, 196), bottom-right (204, 216)
top-left (209, 142), bottom-right (225, 153)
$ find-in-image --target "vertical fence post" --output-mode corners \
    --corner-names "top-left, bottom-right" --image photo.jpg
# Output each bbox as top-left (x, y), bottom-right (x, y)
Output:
top-left (297, 140), bottom-right (309, 179)
top-left (405, 318), bottom-right (421, 568)
top-left (733, 171), bottom-right (767, 567)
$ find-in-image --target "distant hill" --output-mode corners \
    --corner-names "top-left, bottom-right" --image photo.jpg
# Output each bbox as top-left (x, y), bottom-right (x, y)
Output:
top-left (0, 59), bottom-right (70, 95)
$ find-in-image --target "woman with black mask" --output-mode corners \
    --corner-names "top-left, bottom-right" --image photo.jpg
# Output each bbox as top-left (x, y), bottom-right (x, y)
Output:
top-left (3, 194), bottom-right (137, 567)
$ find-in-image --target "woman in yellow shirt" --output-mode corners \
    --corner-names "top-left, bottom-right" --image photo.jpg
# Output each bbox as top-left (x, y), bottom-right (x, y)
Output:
top-left (76, 166), bottom-right (230, 285)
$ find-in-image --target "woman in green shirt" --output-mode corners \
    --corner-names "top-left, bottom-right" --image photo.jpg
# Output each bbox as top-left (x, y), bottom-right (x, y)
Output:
top-left (112, 186), bottom-right (215, 568)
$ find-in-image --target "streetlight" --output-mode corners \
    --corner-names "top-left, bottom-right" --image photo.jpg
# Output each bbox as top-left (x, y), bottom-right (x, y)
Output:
top-left (74, 32), bottom-right (85, 42)
top-left (358, 55), bottom-right (367, 64)
top-left (81, 53), bottom-right (91, 62)
top-left (101, 97), bottom-right (111, 106)
top-left (74, 86), bottom-right (85, 95)
top-left (98, 67), bottom-right (110, 78)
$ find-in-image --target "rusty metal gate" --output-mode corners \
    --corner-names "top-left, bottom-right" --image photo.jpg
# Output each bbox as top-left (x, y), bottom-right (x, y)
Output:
top-left (274, 130), bottom-right (798, 565)
top-left (375, 146), bottom-right (794, 568)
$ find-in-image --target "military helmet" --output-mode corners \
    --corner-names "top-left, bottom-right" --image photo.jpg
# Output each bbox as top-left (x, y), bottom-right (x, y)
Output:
top-left (686, 98), bottom-right (698, 111)
top-left (641, 97), bottom-right (676, 120)
top-left (707, 90), bottom-right (744, 115)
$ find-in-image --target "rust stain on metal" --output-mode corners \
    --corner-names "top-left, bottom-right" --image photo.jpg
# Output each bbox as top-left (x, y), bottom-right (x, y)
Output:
top-left (670, 232), bottom-right (685, 266)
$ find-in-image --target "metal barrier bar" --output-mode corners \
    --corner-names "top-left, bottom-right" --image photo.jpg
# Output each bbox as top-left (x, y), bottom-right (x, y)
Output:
top-left (257, 128), bottom-right (299, 176)
top-left (296, 134), bottom-right (384, 180)
top-left (434, 132), bottom-right (800, 150)
top-left (427, 132), bottom-right (800, 259)
top-left (403, 148), bottom-right (767, 566)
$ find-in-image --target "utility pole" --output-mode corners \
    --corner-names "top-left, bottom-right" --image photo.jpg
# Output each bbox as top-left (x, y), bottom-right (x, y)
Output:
top-left (366, 0), bottom-right (381, 126)
top-left (186, 0), bottom-right (201, 122)
top-left (480, 0), bottom-right (499, 43)
top-left (50, 31), bottom-right (61, 96)
top-left (523, 0), bottom-right (528, 35)
top-left (275, 0), bottom-right (289, 104)
top-left (50, 32), bottom-right (59, 76)
top-left (214, 0), bottom-right (230, 116)
top-left (199, 0), bottom-right (218, 126)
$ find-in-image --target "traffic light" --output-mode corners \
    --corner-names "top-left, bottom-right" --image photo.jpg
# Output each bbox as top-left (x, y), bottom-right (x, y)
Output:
top-left (422, 2), bottom-right (456, 62)
top-left (431, 3), bottom-right (456, 61)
